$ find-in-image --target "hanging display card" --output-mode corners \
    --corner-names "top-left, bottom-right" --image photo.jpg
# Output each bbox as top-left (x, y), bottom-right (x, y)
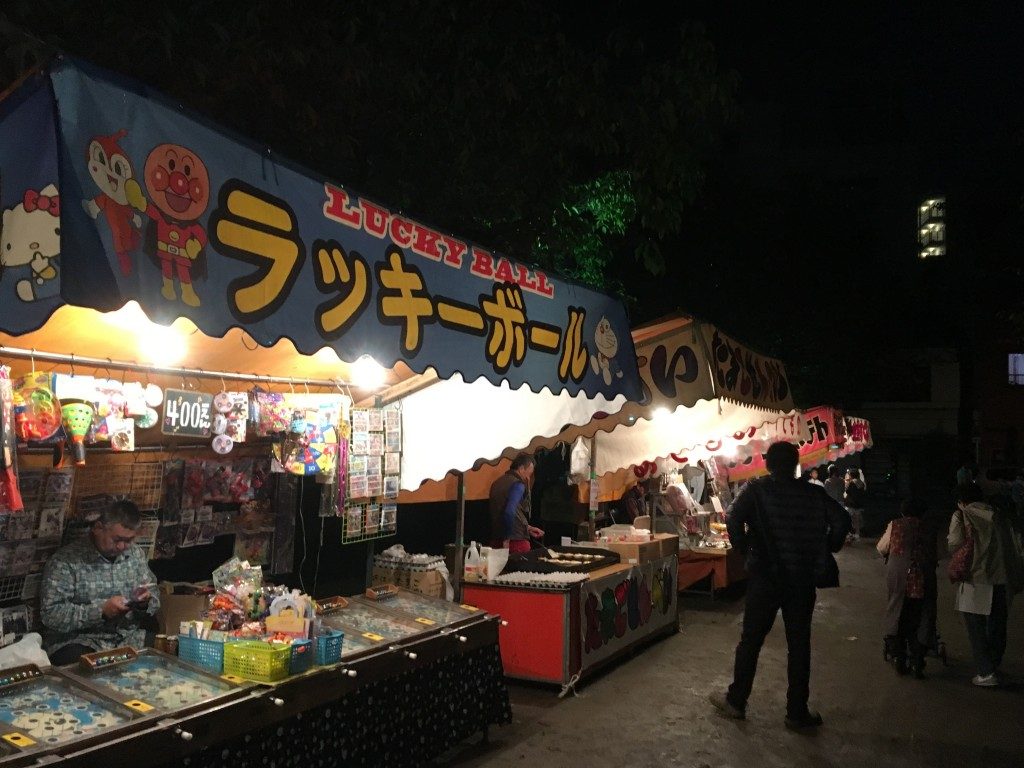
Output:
top-left (162, 389), bottom-right (213, 437)
top-left (342, 404), bottom-right (401, 542)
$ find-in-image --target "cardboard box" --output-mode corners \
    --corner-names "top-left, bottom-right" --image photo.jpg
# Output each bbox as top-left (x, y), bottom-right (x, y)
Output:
top-left (371, 565), bottom-right (396, 587)
top-left (408, 569), bottom-right (444, 598)
top-left (653, 533), bottom-right (680, 559)
top-left (156, 581), bottom-right (211, 636)
top-left (599, 538), bottom-right (662, 565)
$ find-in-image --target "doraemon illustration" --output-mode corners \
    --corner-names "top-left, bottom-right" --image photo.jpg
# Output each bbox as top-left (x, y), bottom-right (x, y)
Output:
top-left (590, 315), bottom-right (623, 386)
top-left (83, 130), bottom-right (142, 276)
top-left (1, 184), bottom-right (61, 302)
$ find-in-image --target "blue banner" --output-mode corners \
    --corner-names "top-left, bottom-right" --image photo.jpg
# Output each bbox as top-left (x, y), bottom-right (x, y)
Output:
top-left (0, 73), bottom-right (62, 327)
top-left (0, 57), bottom-right (641, 401)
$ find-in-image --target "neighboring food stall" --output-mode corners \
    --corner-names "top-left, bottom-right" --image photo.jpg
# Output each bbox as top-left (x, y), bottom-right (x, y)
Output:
top-left (0, 56), bottom-right (644, 766)
top-left (458, 315), bottom-right (800, 684)
top-left (718, 406), bottom-right (874, 483)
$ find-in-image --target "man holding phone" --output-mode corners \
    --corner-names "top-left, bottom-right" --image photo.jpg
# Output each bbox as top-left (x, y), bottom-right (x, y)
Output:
top-left (40, 499), bottom-right (160, 665)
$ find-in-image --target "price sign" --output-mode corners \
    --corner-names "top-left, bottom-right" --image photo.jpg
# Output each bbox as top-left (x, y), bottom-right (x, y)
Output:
top-left (161, 389), bottom-right (214, 437)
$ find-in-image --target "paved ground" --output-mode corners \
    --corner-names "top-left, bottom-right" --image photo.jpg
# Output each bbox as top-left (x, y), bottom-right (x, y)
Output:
top-left (437, 541), bottom-right (1024, 768)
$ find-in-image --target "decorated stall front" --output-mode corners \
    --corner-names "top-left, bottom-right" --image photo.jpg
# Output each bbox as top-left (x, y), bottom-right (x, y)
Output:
top-left (459, 315), bottom-right (800, 685)
top-left (718, 406), bottom-right (873, 484)
top-left (0, 57), bottom-right (643, 767)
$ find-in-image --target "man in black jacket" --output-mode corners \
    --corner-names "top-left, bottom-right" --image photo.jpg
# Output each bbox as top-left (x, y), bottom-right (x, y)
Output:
top-left (710, 441), bottom-right (850, 730)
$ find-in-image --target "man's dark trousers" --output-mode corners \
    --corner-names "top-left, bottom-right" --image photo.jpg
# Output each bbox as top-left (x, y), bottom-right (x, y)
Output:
top-left (727, 573), bottom-right (816, 718)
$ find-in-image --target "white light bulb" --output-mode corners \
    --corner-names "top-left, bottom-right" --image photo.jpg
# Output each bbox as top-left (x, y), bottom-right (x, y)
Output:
top-left (352, 355), bottom-right (387, 389)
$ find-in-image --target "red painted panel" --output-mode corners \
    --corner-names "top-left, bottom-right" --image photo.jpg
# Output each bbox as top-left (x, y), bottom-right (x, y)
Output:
top-left (462, 586), bottom-right (569, 683)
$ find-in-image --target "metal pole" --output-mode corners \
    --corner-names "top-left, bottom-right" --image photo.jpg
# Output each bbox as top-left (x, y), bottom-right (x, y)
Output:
top-left (0, 344), bottom-right (344, 389)
top-left (454, 471), bottom-right (465, 600)
top-left (588, 435), bottom-right (598, 541)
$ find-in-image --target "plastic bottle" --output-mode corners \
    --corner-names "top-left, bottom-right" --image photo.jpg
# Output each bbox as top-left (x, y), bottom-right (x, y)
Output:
top-left (464, 541), bottom-right (481, 582)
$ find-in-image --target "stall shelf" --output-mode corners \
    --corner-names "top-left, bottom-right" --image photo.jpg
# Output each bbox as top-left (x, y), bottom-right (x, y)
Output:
top-left (463, 551), bottom-right (678, 690)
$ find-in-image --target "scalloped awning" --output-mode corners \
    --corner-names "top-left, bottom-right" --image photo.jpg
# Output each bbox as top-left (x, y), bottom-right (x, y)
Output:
top-left (399, 314), bottom-right (797, 493)
top-left (0, 58), bottom-right (640, 405)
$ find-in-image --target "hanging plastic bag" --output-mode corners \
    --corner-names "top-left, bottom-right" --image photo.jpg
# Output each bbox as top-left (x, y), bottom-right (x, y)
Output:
top-left (570, 436), bottom-right (591, 482)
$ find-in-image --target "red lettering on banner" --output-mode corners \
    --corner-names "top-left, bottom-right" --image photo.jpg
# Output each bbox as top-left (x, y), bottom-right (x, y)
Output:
top-left (515, 264), bottom-right (539, 292)
top-left (389, 216), bottom-right (414, 248)
top-left (411, 225), bottom-right (443, 261)
top-left (440, 236), bottom-right (467, 268)
top-left (323, 184), bottom-right (362, 228)
top-left (361, 200), bottom-right (390, 238)
top-left (534, 271), bottom-right (554, 298)
top-left (494, 257), bottom-right (515, 283)
top-left (471, 247), bottom-right (494, 278)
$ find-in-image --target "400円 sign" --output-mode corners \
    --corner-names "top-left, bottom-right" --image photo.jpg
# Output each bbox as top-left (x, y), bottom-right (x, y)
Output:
top-left (0, 58), bottom-right (641, 403)
top-left (161, 389), bottom-right (213, 437)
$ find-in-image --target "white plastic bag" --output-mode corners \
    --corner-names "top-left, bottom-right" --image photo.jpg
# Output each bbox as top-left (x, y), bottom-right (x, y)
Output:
top-left (570, 436), bottom-right (591, 482)
top-left (0, 633), bottom-right (50, 670)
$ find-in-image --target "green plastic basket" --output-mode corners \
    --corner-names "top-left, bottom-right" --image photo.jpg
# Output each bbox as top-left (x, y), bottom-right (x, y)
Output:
top-left (223, 641), bottom-right (291, 683)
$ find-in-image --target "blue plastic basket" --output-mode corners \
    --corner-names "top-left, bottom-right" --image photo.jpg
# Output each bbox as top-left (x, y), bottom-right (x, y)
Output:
top-left (315, 629), bottom-right (344, 666)
top-left (288, 638), bottom-right (314, 675)
top-left (177, 635), bottom-right (225, 673)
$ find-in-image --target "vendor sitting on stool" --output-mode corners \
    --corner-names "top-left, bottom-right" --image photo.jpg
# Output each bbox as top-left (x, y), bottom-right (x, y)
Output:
top-left (489, 453), bottom-right (544, 554)
top-left (40, 499), bottom-right (160, 666)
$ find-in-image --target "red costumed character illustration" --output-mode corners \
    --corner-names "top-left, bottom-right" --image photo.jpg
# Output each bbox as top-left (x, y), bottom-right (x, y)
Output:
top-left (83, 130), bottom-right (142, 276)
top-left (125, 143), bottom-right (210, 307)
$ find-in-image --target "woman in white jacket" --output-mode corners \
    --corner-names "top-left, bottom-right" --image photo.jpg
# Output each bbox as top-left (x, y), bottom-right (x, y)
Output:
top-left (948, 483), bottom-right (1024, 687)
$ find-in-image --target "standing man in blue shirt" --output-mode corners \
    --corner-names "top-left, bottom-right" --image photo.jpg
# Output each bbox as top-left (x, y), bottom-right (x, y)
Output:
top-left (40, 499), bottom-right (160, 665)
top-left (489, 453), bottom-right (544, 553)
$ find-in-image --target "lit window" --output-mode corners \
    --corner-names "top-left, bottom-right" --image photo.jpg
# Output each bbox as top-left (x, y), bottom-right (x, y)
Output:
top-left (1009, 354), bottom-right (1024, 385)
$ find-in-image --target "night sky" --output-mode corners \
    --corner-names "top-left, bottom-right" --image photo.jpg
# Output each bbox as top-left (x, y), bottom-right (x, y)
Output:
top-left (2, 4), bottom-right (1022, 407)
top-left (606, 4), bottom-right (1024, 405)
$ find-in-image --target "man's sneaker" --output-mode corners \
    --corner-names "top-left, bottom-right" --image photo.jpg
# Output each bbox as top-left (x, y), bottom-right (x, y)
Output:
top-left (784, 710), bottom-right (824, 730)
top-left (708, 692), bottom-right (745, 720)
top-left (972, 673), bottom-right (999, 687)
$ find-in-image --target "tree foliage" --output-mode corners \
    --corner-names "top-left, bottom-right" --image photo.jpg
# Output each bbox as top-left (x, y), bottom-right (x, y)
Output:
top-left (0, 1), bottom-right (734, 295)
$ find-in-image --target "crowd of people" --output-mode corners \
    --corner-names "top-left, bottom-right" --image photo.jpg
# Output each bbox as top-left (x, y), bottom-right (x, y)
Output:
top-left (711, 445), bottom-right (1024, 733)
top-left (878, 480), bottom-right (1024, 686)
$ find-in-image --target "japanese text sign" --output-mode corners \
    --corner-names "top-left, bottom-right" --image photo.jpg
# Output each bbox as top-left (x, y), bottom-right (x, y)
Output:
top-left (0, 59), bottom-right (641, 403)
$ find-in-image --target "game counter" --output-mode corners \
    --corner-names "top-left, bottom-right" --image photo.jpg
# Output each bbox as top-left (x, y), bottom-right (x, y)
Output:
top-left (0, 602), bottom-right (508, 767)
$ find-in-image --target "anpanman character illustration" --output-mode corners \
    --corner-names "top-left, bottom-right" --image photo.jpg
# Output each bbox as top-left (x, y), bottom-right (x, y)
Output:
top-left (125, 143), bottom-right (210, 307)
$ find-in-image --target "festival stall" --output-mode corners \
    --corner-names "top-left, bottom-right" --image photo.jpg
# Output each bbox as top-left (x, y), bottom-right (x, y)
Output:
top-left (718, 406), bottom-right (874, 483)
top-left (0, 57), bottom-right (643, 766)
top-left (461, 315), bottom-right (800, 684)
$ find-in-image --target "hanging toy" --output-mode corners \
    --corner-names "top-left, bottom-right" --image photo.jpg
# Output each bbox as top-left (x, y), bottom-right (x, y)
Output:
top-left (61, 400), bottom-right (96, 466)
top-left (13, 373), bottom-right (62, 442)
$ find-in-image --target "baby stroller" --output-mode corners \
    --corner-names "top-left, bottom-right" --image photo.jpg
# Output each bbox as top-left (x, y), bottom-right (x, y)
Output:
top-left (882, 627), bottom-right (948, 666)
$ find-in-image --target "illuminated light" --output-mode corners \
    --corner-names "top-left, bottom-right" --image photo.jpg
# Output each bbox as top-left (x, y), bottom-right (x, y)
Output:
top-left (103, 302), bottom-right (189, 366)
top-left (653, 407), bottom-right (671, 421)
top-left (719, 442), bottom-right (739, 458)
top-left (139, 323), bottom-right (187, 366)
top-left (352, 355), bottom-right (387, 389)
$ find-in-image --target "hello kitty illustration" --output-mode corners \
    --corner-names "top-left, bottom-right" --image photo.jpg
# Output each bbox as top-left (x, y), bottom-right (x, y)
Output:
top-left (590, 315), bottom-right (623, 386)
top-left (1, 184), bottom-right (61, 302)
